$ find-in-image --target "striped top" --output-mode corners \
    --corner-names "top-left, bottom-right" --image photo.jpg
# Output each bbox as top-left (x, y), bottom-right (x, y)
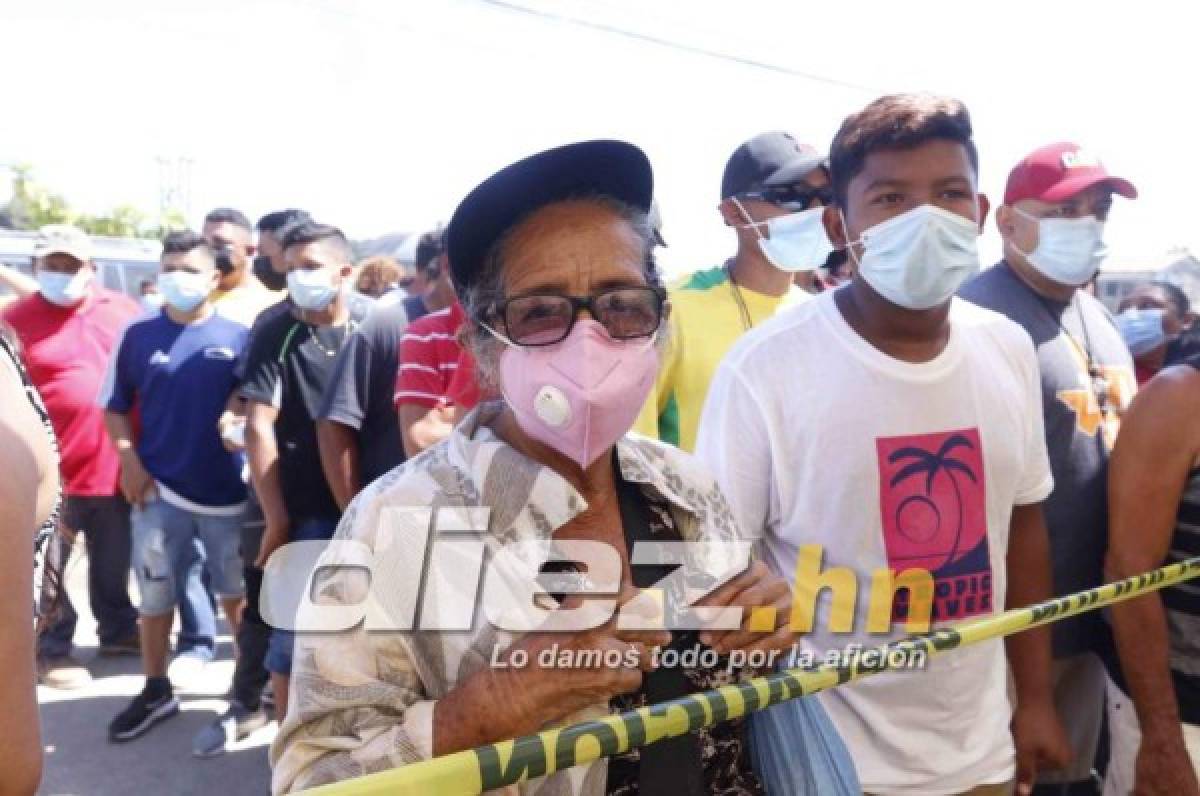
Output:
top-left (1165, 354), bottom-right (1200, 723)
top-left (393, 302), bottom-right (464, 409)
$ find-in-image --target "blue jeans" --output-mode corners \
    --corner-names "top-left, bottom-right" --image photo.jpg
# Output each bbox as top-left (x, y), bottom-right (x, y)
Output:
top-left (174, 538), bottom-right (220, 660)
top-left (131, 498), bottom-right (245, 650)
top-left (264, 517), bottom-right (339, 675)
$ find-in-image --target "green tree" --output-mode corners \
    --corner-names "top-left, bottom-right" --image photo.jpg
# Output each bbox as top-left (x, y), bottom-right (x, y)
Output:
top-left (2, 163), bottom-right (73, 229)
top-left (141, 208), bottom-right (188, 240)
top-left (2, 165), bottom-right (174, 240)
top-left (75, 204), bottom-right (147, 237)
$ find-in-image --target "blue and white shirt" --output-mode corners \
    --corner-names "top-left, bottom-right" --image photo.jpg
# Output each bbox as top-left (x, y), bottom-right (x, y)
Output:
top-left (99, 309), bottom-right (249, 514)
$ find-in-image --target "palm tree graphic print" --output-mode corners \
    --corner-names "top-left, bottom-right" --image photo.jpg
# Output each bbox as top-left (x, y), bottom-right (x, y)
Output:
top-left (876, 427), bottom-right (991, 621)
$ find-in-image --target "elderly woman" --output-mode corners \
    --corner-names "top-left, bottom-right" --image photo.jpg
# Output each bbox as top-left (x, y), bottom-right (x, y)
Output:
top-left (271, 141), bottom-right (796, 795)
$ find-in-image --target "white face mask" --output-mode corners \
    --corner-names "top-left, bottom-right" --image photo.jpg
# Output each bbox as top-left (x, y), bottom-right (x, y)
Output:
top-left (845, 204), bottom-right (981, 311)
top-left (157, 270), bottom-right (213, 312)
top-left (287, 267), bottom-right (339, 311)
top-left (733, 197), bottom-right (833, 273)
top-left (38, 268), bottom-right (93, 307)
top-left (1010, 206), bottom-right (1107, 287)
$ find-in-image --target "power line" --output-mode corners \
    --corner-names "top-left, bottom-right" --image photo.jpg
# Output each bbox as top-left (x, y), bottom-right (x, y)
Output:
top-left (474, 0), bottom-right (880, 93)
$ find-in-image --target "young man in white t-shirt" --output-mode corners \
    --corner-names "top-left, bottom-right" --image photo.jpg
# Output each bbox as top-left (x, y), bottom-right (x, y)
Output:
top-left (696, 93), bottom-right (1071, 795)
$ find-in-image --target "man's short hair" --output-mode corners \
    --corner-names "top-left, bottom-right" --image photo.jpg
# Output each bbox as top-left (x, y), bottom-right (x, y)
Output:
top-left (415, 228), bottom-right (446, 272)
top-left (203, 207), bottom-right (252, 231)
top-left (829, 93), bottom-right (979, 208)
top-left (280, 221), bottom-right (352, 261)
top-left (161, 230), bottom-right (214, 259)
top-left (256, 209), bottom-right (311, 234)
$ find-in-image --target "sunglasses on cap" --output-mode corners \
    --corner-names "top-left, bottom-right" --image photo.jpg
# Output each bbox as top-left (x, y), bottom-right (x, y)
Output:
top-left (740, 184), bottom-right (834, 212)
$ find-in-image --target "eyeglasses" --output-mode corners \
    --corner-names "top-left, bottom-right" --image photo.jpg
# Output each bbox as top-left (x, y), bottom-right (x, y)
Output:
top-left (489, 285), bottom-right (666, 346)
top-left (741, 184), bottom-right (834, 212)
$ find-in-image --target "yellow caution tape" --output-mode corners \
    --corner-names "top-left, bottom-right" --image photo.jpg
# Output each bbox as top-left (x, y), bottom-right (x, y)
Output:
top-left (298, 556), bottom-right (1200, 795)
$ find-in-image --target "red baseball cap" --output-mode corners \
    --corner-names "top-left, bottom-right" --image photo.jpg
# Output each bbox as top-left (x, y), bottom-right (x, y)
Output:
top-left (1004, 142), bottom-right (1137, 205)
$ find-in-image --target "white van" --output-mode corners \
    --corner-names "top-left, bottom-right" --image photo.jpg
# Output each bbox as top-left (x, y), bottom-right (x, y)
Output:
top-left (0, 229), bottom-right (162, 298)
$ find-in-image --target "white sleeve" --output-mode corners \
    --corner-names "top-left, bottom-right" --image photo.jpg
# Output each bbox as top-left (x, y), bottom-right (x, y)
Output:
top-left (1014, 333), bottom-right (1054, 505)
top-left (694, 359), bottom-right (774, 543)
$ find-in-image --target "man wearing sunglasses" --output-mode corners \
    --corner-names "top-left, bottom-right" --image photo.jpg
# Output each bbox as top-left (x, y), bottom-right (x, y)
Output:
top-left (633, 131), bottom-right (834, 452)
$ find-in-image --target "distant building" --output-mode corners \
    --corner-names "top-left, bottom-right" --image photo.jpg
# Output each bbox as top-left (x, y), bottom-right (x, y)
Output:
top-left (1097, 247), bottom-right (1200, 312)
top-left (353, 231), bottom-right (418, 265)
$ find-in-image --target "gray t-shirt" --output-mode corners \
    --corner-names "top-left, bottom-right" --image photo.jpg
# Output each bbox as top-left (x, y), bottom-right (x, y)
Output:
top-left (960, 261), bottom-right (1136, 657)
top-left (317, 301), bottom-right (408, 486)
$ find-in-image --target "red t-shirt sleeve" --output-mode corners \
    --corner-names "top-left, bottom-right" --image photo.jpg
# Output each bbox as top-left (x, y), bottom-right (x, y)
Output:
top-left (445, 347), bottom-right (481, 411)
top-left (394, 322), bottom-right (451, 409)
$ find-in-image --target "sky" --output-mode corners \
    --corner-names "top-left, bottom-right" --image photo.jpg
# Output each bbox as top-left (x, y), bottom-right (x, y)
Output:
top-left (2, 0), bottom-right (1196, 278)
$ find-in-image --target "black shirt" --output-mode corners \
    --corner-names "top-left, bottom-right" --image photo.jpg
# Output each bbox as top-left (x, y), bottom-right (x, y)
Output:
top-left (233, 298), bottom-right (291, 383)
top-left (239, 308), bottom-right (351, 524)
top-left (604, 464), bottom-right (761, 796)
top-left (317, 301), bottom-right (408, 485)
top-left (1163, 353), bottom-right (1200, 724)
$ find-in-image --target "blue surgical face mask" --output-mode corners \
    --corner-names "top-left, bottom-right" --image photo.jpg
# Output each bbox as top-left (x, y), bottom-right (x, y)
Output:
top-left (844, 204), bottom-right (981, 310)
top-left (1011, 206), bottom-right (1108, 287)
top-left (733, 197), bottom-right (833, 273)
top-left (38, 268), bottom-right (93, 307)
top-left (140, 293), bottom-right (165, 312)
top-left (1116, 307), bottom-right (1169, 356)
top-left (157, 270), bottom-right (213, 312)
top-left (287, 267), bottom-right (339, 311)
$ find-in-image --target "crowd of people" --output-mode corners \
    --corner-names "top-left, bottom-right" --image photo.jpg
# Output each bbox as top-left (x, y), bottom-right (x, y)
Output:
top-left (3, 89), bottom-right (1200, 796)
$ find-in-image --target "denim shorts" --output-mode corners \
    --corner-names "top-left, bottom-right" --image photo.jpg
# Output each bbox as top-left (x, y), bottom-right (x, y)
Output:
top-left (131, 497), bottom-right (246, 617)
top-left (264, 516), bottom-right (339, 675)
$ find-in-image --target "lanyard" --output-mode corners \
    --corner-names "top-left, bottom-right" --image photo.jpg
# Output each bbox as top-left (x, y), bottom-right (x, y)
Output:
top-left (1035, 293), bottom-right (1110, 412)
top-left (725, 262), bottom-right (754, 332)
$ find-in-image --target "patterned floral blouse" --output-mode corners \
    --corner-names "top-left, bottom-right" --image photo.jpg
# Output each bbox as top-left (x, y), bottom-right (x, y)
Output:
top-left (271, 403), bottom-right (762, 795)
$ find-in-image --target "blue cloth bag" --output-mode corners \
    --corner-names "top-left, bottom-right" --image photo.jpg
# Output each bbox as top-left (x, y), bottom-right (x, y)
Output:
top-left (747, 692), bottom-right (861, 795)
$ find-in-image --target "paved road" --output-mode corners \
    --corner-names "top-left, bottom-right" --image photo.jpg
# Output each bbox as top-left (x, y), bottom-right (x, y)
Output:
top-left (38, 540), bottom-right (274, 796)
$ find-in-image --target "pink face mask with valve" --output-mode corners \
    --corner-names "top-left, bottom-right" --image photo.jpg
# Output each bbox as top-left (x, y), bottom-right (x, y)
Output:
top-left (496, 319), bottom-right (659, 470)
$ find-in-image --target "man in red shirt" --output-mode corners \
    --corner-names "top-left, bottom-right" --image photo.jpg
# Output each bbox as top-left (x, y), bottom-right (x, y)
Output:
top-left (394, 298), bottom-right (481, 456)
top-left (4, 225), bottom-right (141, 688)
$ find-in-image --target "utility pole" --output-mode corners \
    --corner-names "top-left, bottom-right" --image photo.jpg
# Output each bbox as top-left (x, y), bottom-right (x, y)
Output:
top-left (155, 155), bottom-right (194, 226)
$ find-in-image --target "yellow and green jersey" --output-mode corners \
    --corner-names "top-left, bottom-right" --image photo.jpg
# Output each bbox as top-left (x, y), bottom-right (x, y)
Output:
top-left (634, 265), bottom-right (810, 451)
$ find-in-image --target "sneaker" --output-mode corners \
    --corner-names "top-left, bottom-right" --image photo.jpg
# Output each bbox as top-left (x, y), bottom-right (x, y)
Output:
top-left (99, 632), bottom-right (142, 657)
top-left (37, 655), bottom-right (92, 690)
top-left (192, 703), bottom-right (269, 758)
top-left (167, 653), bottom-right (208, 689)
top-left (108, 683), bottom-right (179, 742)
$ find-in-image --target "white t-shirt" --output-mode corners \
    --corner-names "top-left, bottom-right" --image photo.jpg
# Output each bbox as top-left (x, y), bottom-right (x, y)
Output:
top-left (695, 290), bottom-right (1053, 795)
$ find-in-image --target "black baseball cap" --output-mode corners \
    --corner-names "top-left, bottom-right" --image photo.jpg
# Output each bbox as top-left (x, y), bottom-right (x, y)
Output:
top-left (721, 132), bottom-right (827, 200)
top-left (447, 140), bottom-right (653, 295)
